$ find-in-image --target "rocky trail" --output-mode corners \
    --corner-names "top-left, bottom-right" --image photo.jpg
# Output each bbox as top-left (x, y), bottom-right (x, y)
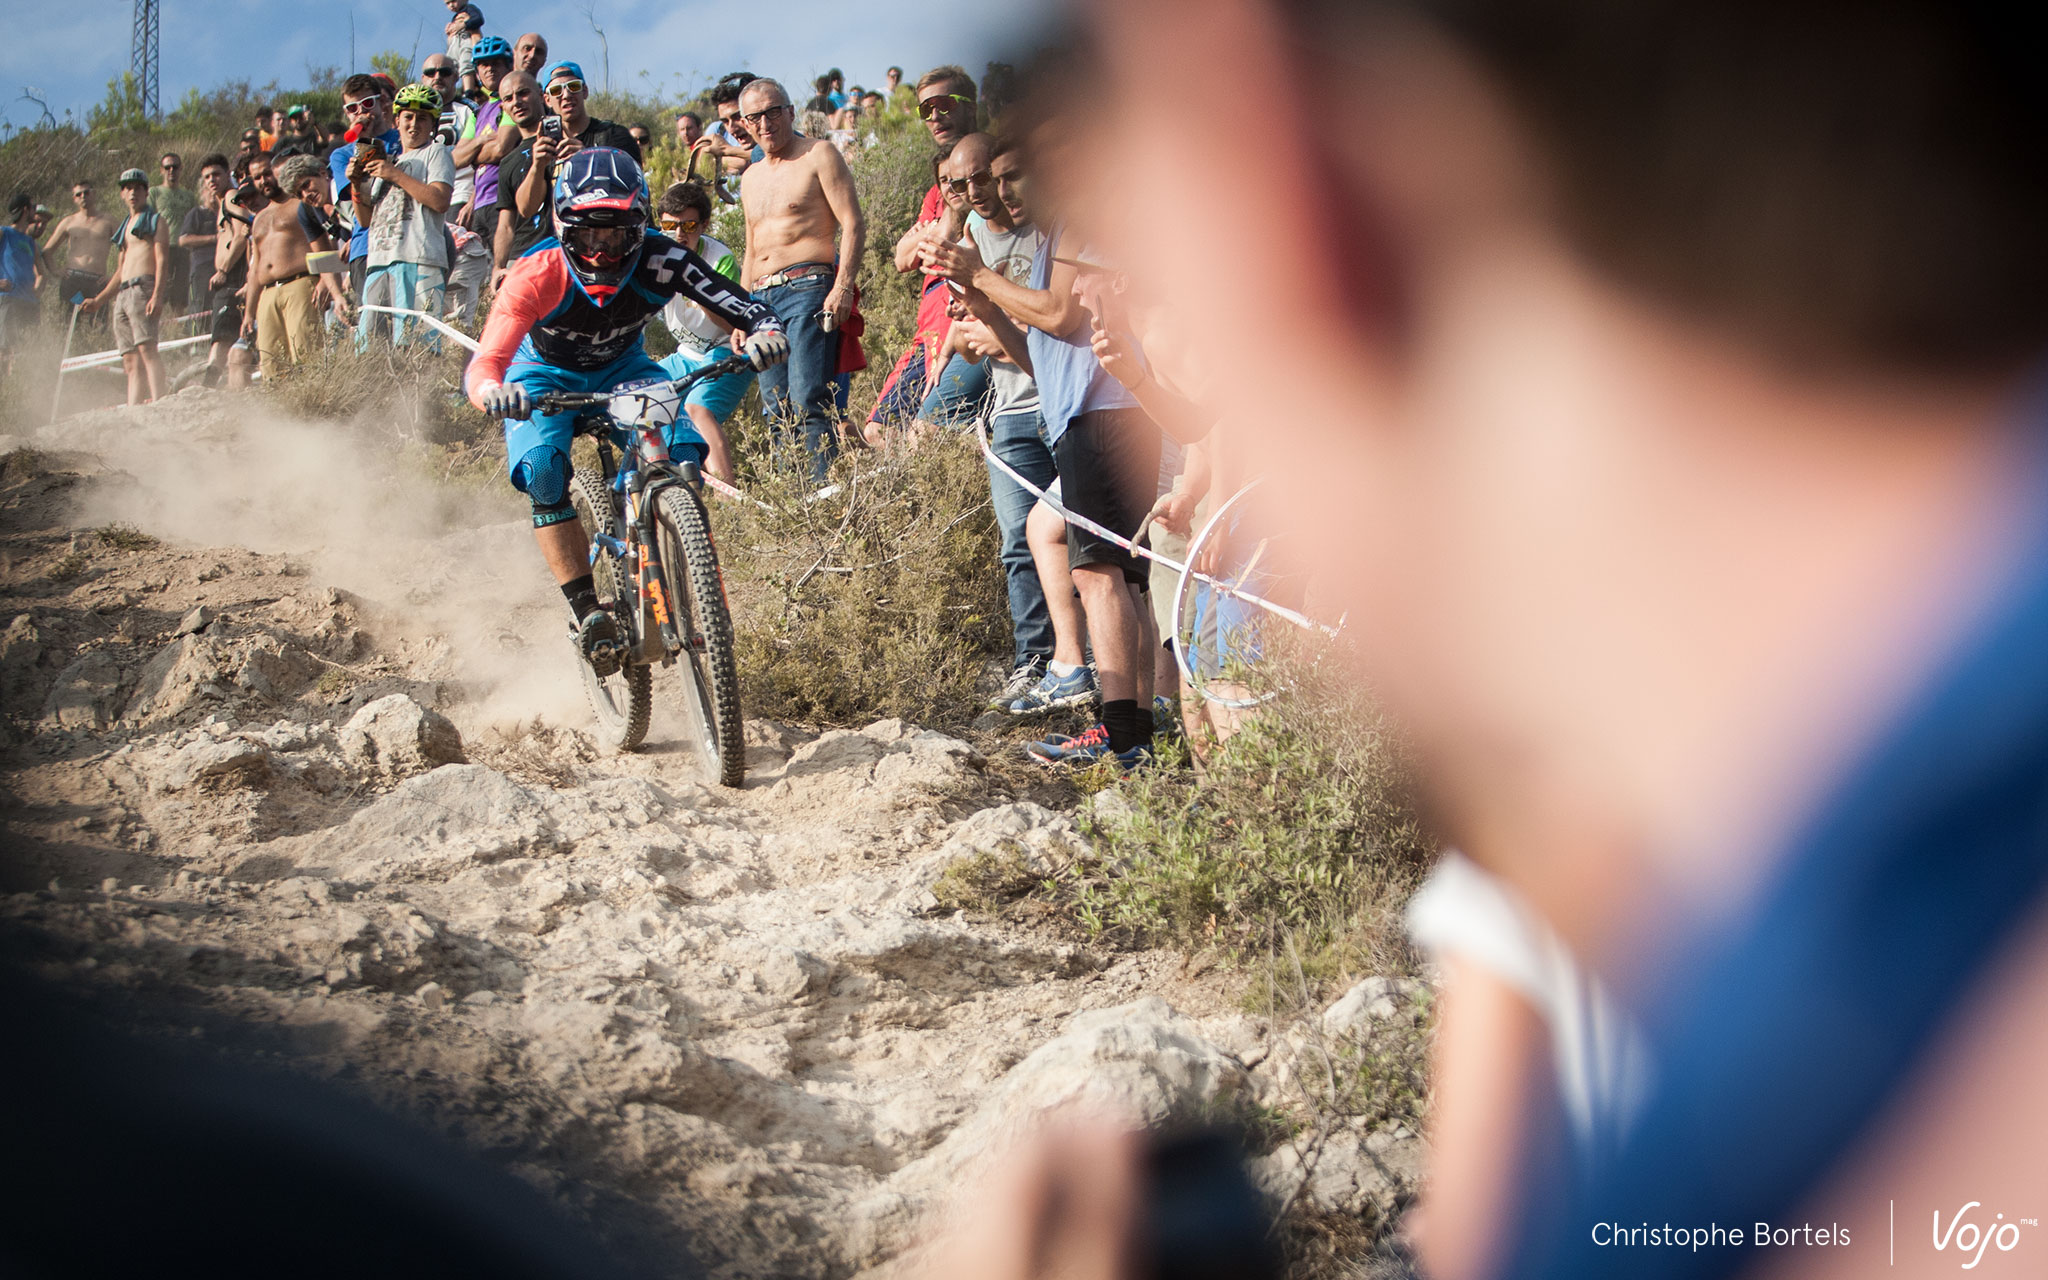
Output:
top-left (0, 389), bottom-right (1423, 1278)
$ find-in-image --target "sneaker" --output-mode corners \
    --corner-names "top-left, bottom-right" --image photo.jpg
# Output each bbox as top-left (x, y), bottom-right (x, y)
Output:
top-left (1027, 722), bottom-right (1110, 765)
top-left (1027, 723), bottom-right (1154, 771)
top-left (576, 608), bottom-right (625, 678)
top-left (987, 656), bottom-right (1047, 712)
top-left (1007, 663), bottom-right (1097, 716)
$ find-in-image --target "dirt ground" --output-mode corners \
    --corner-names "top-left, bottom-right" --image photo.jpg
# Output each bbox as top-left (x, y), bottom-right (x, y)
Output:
top-left (0, 388), bottom-right (1421, 1278)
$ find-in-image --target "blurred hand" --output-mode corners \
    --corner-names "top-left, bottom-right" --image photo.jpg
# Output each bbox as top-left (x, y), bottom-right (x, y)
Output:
top-left (1149, 488), bottom-right (1198, 537)
top-left (1090, 322), bottom-right (1147, 391)
top-left (531, 134), bottom-right (559, 169)
top-left (823, 284), bottom-right (854, 326)
top-left (920, 237), bottom-right (984, 286)
top-left (144, 293), bottom-right (159, 318)
top-left (955, 316), bottom-right (1004, 360)
top-left (923, 1123), bottom-right (1141, 1280)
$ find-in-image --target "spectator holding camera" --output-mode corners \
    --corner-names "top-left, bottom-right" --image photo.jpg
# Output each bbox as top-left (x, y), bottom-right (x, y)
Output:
top-left (330, 74), bottom-right (401, 304)
top-left (419, 56), bottom-right (478, 224)
top-left (355, 83), bottom-right (455, 347)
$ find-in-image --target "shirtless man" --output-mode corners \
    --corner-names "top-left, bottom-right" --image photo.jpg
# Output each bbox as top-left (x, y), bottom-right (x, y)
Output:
top-left (240, 155), bottom-right (344, 381)
top-left (210, 153), bottom-right (278, 388)
top-left (79, 170), bottom-right (169, 404)
top-left (42, 180), bottom-right (116, 308)
top-left (736, 77), bottom-right (864, 482)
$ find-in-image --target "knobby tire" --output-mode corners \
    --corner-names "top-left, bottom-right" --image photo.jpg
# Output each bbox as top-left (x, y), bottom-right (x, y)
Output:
top-left (571, 468), bottom-right (652, 751)
top-left (655, 484), bottom-right (745, 786)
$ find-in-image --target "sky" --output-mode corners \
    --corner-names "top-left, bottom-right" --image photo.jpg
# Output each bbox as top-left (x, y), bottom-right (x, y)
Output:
top-left (1, 0), bottom-right (1054, 129)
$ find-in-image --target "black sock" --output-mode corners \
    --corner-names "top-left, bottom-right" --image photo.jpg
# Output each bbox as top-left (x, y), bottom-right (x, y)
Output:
top-left (561, 574), bottom-right (600, 621)
top-left (1102, 699), bottom-right (1152, 754)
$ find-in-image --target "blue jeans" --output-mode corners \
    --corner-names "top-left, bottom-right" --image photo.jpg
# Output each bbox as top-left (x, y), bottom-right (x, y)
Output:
top-left (987, 410), bottom-right (1056, 667)
top-left (753, 271), bottom-right (839, 483)
top-left (917, 352), bottom-right (991, 426)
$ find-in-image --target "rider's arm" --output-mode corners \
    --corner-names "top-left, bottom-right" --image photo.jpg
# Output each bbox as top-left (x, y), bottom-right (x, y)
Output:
top-left (464, 250), bottom-right (570, 409)
top-left (654, 237), bottom-right (780, 335)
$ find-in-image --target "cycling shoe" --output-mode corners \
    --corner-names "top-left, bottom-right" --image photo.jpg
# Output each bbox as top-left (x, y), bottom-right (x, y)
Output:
top-left (577, 608), bottom-right (626, 678)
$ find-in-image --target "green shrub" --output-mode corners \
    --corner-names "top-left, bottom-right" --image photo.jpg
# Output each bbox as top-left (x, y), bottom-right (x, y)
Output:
top-left (716, 428), bottom-right (1010, 727)
top-left (1072, 643), bottom-right (1435, 996)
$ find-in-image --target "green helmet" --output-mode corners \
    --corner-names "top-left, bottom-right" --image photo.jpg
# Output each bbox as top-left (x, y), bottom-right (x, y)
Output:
top-left (393, 83), bottom-right (442, 115)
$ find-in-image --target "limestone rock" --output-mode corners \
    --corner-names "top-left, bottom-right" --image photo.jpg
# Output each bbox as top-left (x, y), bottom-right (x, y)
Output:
top-left (153, 736), bottom-right (271, 792)
top-left (338, 693), bottom-right (466, 778)
top-left (1322, 976), bottom-right (1429, 1038)
top-left (43, 650), bottom-right (127, 729)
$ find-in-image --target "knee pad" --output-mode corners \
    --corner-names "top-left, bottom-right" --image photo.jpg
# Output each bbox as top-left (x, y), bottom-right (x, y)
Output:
top-left (515, 447), bottom-right (576, 528)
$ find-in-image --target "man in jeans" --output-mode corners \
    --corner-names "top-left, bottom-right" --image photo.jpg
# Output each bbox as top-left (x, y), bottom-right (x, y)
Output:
top-left (924, 134), bottom-right (1071, 712)
top-left (737, 77), bottom-right (864, 482)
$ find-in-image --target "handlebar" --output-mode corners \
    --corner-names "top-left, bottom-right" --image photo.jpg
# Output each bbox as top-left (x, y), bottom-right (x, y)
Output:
top-left (530, 352), bottom-right (759, 416)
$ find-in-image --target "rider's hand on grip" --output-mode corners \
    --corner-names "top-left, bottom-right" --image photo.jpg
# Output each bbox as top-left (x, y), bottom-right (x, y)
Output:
top-left (480, 381), bottom-right (532, 420)
top-left (743, 330), bottom-right (791, 372)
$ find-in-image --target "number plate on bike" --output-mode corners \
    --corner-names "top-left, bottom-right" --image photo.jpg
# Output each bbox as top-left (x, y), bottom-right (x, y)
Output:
top-left (608, 378), bottom-right (683, 430)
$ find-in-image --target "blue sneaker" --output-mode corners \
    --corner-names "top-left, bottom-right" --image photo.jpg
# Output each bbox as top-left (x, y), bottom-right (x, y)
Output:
top-left (1007, 664), bottom-right (1096, 716)
top-left (1027, 722), bottom-right (1110, 764)
top-left (1026, 723), bottom-right (1153, 770)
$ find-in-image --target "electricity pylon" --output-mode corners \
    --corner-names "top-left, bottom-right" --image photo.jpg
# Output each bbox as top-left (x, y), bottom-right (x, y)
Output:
top-left (131, 0), bottom-right (160, 121)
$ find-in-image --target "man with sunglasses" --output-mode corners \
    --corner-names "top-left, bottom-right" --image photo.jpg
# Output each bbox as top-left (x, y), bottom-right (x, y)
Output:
top-left (451, 35), bottom-right (516, 232)
top-left (330, 74), bottom-right (402, 305)
top-left (146, 152), bottom-right (197, 314)
top-left (41, 180), bottom-right (115, 309)
top-left (692, 73), bottom-right (762, 183)
top-left (500, 64), bottom-right (640, 276)
top-left (420, 56), bottom-right (478, 223)
top-left (736, 76), bottom-right (865, 482)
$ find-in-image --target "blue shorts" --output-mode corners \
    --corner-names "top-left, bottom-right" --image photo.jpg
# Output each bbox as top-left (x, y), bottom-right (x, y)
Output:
top-left (916, 351), bottom-right (991, 426)
top-left (503, 347), bottom-right (707, 487)
top-left (656, 342), bottom-right (759, 425)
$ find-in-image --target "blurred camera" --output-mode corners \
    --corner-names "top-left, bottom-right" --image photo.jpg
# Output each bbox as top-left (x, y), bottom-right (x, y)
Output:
top-left (540, 117), bottom-right (564, 142)
top-left (1142, 1128), bottom-right (1280, 1280)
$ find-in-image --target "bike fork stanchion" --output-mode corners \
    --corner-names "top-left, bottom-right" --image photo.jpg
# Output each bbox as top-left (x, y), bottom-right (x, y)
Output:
top-left (50, 303), bottom-right (82, 424)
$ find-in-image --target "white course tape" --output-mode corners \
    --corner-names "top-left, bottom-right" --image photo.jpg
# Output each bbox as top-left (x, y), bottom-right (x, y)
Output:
top-left (356, 304), bottom-right (482, 353)
top-left (61, 332), bottom-right (213, 371)
top-left (57, 310), bottom-right (212, 371)
top-left (1172, 479), bottom-right (1280, 709)
top-left (972, 415), bottom-right (1333, 636)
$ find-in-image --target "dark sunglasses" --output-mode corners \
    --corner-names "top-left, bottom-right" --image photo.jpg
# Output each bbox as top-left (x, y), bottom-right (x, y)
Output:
top-left (422, 65), bottom-right (456, 77)
top-left (942, 169), bottom-right (995, 194)
top-left (916, 92), bottom-right (974, 121)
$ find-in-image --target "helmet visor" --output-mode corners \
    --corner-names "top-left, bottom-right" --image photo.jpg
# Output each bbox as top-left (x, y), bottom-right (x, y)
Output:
top-left (564, 224), bottom-right (637, 271)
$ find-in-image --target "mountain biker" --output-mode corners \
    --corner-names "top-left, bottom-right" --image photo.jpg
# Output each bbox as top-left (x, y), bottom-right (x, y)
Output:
top-left (464, 146), bottom-right (789, 676)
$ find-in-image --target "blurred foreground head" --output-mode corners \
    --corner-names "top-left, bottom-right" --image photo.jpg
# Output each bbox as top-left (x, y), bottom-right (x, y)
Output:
top-left (1061, 1), bottom-right (2048, 948)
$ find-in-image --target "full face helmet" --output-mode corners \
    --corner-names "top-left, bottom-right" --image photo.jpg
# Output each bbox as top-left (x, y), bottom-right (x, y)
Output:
top-left (552, 146), bottom-right (650, 303)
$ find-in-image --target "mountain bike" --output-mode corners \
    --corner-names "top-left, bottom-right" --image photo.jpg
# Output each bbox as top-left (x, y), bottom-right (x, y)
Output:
top-left (533, 355), bottom-right (753, 785)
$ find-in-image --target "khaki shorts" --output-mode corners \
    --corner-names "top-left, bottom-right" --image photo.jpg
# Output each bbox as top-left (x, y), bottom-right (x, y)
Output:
top-left (110, 280), bottom-right (159, 353)
top-left (254, 274), bottom-right (322, 380)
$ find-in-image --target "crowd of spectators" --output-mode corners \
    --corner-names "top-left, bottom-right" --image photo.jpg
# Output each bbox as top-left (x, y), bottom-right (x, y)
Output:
top-left (3, 25), bottom-right (1263, 772)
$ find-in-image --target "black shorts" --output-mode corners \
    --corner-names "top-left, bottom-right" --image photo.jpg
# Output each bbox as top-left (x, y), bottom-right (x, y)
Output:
top-left (209, 285), bottom-right (245, 345)
top-left (1053, 407), bottom-right (1163, 587)
top-left (60, 269), bottom-right (107, 308)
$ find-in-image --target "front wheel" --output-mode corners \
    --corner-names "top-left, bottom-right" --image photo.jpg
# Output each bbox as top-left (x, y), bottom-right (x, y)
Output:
top-left (571, 467), bottom-right (651, 751)
top-left (655, 484), bottom-right (744, 786)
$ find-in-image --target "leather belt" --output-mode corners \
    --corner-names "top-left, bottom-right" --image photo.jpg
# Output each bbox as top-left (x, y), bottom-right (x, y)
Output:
top-left (118, 276), bottom-right (154, 291)
top-left (261, 269), bottom-right (310, 291)
top-left (754, 262), bottom-right (832, 291)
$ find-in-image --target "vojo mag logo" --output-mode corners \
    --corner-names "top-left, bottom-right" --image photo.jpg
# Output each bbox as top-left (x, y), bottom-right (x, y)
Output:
top-left (1931, 1203), bottom-right (2037, 1270)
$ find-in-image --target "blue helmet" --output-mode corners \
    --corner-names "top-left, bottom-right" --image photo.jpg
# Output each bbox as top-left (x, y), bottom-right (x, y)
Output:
top-left (470, 35), bottom-right (513, 63)
top-left (552, 146), bottom-right (651, 300)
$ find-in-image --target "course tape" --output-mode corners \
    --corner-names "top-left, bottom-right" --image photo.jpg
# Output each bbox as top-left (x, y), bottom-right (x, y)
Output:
top-left (971, 415), bottom-right (1334, 637)
top-left (59, 309), bottom-right (212, 370)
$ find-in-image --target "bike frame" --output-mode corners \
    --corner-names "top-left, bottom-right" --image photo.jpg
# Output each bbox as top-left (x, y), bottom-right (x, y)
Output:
top-left (536, 354), bottom-right (754, 668)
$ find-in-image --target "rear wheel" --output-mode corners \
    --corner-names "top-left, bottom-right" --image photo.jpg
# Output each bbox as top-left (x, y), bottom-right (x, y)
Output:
top-left (655, 483), bottom-right (744, 786)
top-left (571, 467), bottom-right (651, 751)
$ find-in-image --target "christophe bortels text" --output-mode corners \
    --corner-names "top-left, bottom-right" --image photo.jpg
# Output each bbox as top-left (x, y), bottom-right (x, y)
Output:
top-left (1590, 1223), bottom-right (1850, 1251)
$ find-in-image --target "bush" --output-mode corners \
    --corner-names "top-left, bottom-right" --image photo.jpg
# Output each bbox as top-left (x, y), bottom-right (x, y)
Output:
top-left (715, 426), bottom-right (1010, 727)
top-left (1072, 643), bottom-right (1435, 997)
